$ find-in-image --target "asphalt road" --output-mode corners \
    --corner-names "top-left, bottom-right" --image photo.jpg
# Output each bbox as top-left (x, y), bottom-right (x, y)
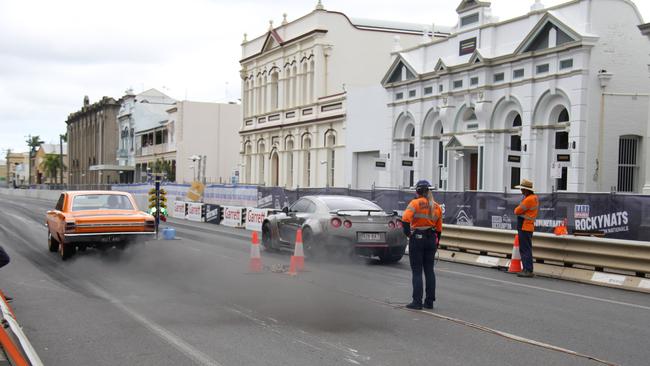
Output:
top-left (1, 193), bottom-right (649, 366)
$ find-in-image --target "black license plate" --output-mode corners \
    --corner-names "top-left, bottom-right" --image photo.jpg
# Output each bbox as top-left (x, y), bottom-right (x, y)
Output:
top-left (357, 232), bottom-right (386, 243)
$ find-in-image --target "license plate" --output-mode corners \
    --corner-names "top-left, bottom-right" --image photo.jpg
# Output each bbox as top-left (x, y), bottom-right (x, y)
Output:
top-left (101, 236), bottom-right (121, 243)
top-left (357, 232), bottom-right (385, 243)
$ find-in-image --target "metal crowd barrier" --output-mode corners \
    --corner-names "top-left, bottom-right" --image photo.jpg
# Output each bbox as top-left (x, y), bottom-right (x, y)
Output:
top-left (440, 225), bottom-right (650, 276)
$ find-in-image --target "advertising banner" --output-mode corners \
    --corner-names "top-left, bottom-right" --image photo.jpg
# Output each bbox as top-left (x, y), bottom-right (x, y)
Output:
top-left (204, 185), bottom-right (258, 207)
top-left (245, 208), bottom-right (268, 232)
top-left (222, 206), bottom-right (245, 228)
top-left (205, 204), bottom-right (221, 225)
top-left (186, 202), bottom-right (204, 222)
top-left (172, 201), bottom-right (187, 219)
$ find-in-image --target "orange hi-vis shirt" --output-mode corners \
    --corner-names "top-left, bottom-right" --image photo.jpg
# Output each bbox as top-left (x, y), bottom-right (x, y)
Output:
top-left (514, 194), bottom-right (539, 232)
top-left (402, 196), bottom-right (443, 232)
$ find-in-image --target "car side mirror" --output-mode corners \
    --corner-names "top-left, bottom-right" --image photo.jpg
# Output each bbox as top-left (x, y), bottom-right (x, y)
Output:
top-left (282, 206), bottom-right (290, 215)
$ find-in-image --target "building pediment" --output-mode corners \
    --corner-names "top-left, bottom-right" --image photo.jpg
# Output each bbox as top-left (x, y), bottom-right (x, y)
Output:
top-left (434, 58), bottom-right (447, 72)
top-left (260, 29), bottom-right (285, 54)
top-left (446, 134), bottom-right (478, 150)
top-left (382, 55), bottom-right (418, 85)
top-left (456, 0), bottom-right (491, 14)
top-left (515, 13), bottom-right (581, 54)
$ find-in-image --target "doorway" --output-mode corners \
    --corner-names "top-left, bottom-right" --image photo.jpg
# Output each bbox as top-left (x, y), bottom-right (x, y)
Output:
top-left (469, 153), bottom-right (478, 190)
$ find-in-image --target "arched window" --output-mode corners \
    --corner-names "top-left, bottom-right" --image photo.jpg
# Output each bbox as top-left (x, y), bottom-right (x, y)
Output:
top-left (558, 108), bottom-right (569, 123)
top-left (303, 135), bottom-right (312, 187)
top-left (286, 138), bottom-right (294, 187)
top-left (244, 142), bottom-right (252, 184)
top-left (258, 140), bottom-right (266, 185)
top-left (326, 131), bottom-right (336, 187)
top-left (271, 71), bottom-right (279, 111)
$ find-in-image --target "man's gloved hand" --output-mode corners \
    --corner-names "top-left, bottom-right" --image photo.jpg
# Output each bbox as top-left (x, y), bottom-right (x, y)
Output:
top-left (435, 231), bottom-right (441, 247)
top-left (402, 221), bottom-right (411, 238)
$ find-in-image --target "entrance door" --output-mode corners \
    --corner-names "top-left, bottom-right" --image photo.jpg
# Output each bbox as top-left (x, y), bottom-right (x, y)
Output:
top-left (469, 153), bottom-right (478, 191)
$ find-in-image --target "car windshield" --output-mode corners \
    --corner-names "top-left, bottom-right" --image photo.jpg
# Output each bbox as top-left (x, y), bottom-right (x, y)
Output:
top-left (319, 196), bottom-right (382, 211)
top-left (71, 194), bottom-right (134, 211)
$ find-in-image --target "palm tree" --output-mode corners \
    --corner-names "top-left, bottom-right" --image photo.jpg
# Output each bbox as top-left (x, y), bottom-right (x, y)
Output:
top-left (152, 158), bottom-right (175, 182)
top-left (26, 135), bottom-right (44, 185)
top-left (59, 133), bottom-right (67, 185)
top-left (40, 154), bottom-right (66, 184)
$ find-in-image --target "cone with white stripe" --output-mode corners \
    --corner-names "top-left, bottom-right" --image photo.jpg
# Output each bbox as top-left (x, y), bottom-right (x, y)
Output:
top-left (288, 228), bottom-right (305, 275)
top-left (508, 234), bottom-right (522, 273)
top-left (249, 231), bottom-right (263, 273)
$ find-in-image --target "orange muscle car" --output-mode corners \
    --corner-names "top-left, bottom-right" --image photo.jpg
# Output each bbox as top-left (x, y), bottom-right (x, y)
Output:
top-left (46, 191), bottom-right (155, 260)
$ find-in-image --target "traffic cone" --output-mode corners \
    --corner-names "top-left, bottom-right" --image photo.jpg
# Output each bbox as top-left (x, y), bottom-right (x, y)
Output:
top-left (288, 228), bottom-right (305, 275)
top-left (249, 231), bottom-right (263, 273)
top-left (508, 234), bottom-right (522, 273)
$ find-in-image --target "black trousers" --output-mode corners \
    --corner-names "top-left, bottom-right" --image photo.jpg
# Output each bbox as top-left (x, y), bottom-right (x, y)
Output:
top-left (409, 229), bottom-right (437, 304)
top-left (518, 230), bottom-right (534, 272)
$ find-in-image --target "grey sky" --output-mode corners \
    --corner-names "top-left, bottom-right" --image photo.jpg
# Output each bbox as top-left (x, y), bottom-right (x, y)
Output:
top-left (1, 0), bottom-right (648, 154)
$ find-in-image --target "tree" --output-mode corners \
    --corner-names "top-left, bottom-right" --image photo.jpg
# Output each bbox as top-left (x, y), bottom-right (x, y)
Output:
top-left (59, 132), bottom-right (67, 185)
top-left (40, 154), bottom-right (66, 184)
top-left (25, 135), bottom-right (44, 185)
top-left (152, 158), bottom-right (175, 182)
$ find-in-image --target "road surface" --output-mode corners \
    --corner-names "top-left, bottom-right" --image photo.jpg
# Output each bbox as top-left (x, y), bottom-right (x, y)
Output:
top-left (0, 193), bottom-right (649, 366)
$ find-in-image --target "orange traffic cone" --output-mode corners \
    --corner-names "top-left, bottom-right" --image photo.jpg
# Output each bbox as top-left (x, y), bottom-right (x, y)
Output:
top-left (288, 229), bottom-right (305, 275)
top-left (249, 231), bottom-right (263, 273)
top-left (508, 234), bottom-right (523, 273)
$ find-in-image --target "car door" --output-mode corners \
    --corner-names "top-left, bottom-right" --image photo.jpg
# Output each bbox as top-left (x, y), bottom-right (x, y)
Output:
top-left (279, 198), bottom-right (309, 243)
top-left (47, 194), bottom-right (66, 241)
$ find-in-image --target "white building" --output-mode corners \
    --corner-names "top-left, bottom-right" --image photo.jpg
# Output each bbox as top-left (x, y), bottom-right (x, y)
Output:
top-left (239, 1), bottom-right (449, 188)
top-left (381, 0), bottom-right (650, 193)
top-left (172, 101), bottom-right (242, 184)
top-left (116, 88), bottom-right (175, 183)
top-left (640, 22), bottom-right (650, 193)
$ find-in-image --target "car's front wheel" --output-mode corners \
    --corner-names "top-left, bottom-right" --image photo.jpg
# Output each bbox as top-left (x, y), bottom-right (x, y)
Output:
top-left (59, 241), bottom-right (76, 261)
top-left (48, 231), bottom-right (59, 253)
top-left (261, 222), bottom-right (278, 252)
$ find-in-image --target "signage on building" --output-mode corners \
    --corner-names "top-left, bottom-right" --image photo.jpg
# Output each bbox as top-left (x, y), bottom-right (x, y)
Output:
top-left (507, 155), bottom-right (521, 163)
top-left (375, 160), bottom-right (387, 168)
top-left (574, 211), bottom-right (629, 234)
top-left (245, 208), bottom-right (268, 232)
top-left (459, 37), bottom-right (477, 56)
top-left (557, 154), bottom-right (571, 162)
top-left (402, 160), bottom-right (413, 167)
top-left (574, 205), bottom-right (590, 219)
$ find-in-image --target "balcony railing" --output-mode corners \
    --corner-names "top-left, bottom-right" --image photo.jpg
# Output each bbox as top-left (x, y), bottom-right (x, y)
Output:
top-left (136, 143), bottom-right (176, 157)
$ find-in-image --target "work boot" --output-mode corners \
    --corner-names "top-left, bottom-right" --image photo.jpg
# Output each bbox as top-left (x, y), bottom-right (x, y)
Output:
top-left (405, 302), bottom-right (423, 310)
top-left (423, 301), bottom-right (434, 309)
top-left (517, 270), bottom-right (535, 278)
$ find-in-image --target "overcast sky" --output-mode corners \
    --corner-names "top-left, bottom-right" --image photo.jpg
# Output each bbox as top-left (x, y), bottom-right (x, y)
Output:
top-left (1, 0), bottom-right (648, 154)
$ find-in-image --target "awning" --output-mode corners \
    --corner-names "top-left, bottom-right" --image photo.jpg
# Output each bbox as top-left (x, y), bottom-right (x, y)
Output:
top-left (445, 134), bottom-right (478, 150)
top-left (89, 164), bottom-right (135, 171)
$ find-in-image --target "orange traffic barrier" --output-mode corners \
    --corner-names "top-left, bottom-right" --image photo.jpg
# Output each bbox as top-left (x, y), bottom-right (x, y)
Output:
top-left (508, 234), bottom-right (523, 273)
top-left (0, 292), bottom-right (29, 366)
top-left (249, 231), bottom-right (263, 273)
top-left (288, 228), bottom-right (305, 275)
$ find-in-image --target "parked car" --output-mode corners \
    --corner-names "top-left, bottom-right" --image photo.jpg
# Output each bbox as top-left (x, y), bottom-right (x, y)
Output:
top-left (262, 195), bottom-right (407, 263)
top-left (46, 191), bottom-right (155, 260)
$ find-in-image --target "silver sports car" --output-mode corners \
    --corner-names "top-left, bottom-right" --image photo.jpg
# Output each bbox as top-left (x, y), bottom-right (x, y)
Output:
top-left (261, 195), bottom-right (407, 262)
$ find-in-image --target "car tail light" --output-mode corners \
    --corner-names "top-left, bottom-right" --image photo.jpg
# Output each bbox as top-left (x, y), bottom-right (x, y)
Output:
top-left (343, 220), bottom-right (352, 228)
top-left (395, 220), bottom-right (403, 228)
top-left (330, 218), bottom-right (342, 228)
top-left (388, 221), bottom-right (396, 229)
top-left (65, 221), bottom-right (76, 232)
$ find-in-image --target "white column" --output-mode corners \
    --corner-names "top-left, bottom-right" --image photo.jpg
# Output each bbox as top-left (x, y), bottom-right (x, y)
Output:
top-left (278, 75), bottom-right (286, 111)
top-left (313, 46), bottom-right (326, 99)
top-left (644, 71), bottom-right (650, 194)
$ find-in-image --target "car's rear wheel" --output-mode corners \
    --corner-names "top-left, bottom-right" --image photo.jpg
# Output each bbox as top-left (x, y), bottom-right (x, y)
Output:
top-left (59, 241), bottom-right (76, 261)
top-left (48, 231), bottom-right (59, 253)
top-left (261, 222), bottom-right (278, 252)
top-left (379, 246), bottom-right (405, 264)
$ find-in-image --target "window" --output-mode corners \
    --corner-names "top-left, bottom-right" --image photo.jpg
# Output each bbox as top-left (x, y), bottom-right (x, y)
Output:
top-left (510, 135), bottom-right (522, 151)
top-left (510, 167), bottom-right (521, 189)
top-left (560, 59), bottom-right (574, 70)
top-left (470, 77), bottom-right (479, 86)
top-left (330, 149), bottom-right (335, 187)
top-left (493, 72), bottom-right (505, 82)
top-left (555, 131), bottom-right (569, 150)
top-left (467, 123), bottom-right (479, 130)
top-left (424, 86), bottom-right (433, 95)
top-left (617, 136), bottom-right (639, 192)
top-left (536, 64), bottom-right (550, 74)
top-left (512, 114), bottom-right (522, 127)
top-left (558, 108), bottom-right (569, 123)
top-left (395, 92), bottom-right (404, 100)
top-left (290, 199), bottom-right (310, 212)
top-left (55, 194), bottom-right (64, 211)
top-left (556, 167), bottom-right (568, 191)
top-left (453, 80), bottom-right (463, 89)
top-left (460, 13), bottom-right (479, 27)
top-left (439, 84), bottom-right (444, 93)
top-left (513, 69), bottom-right (525, 79)
top-left (408, 90), bottom-right (416, 98)
top-left (72, 194), bottom-right (134, 211)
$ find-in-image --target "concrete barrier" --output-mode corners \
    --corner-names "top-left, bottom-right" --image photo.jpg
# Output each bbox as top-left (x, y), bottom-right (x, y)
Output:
top-left (0, 187), bottom-right (61, 201)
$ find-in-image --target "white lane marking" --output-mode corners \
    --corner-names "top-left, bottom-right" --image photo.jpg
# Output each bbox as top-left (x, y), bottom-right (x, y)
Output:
top-left (591, 272), bottom-right (627, 286)
top-left (438, 268), bottom-right (650, 311)
top-left (417, 309), bottom-right (616, 366)
top-left (86, 283), bottom-right (224, 366)
top-left (345, 358), bottom-right (361, 365)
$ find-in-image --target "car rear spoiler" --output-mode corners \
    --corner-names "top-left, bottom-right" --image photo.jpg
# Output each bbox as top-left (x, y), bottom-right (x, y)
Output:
top-left (330, 209), bottom-right (397, 217)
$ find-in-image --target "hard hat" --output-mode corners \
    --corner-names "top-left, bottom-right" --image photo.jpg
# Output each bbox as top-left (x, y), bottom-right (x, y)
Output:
top-left (415, 180), bottom-right (431, 188)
